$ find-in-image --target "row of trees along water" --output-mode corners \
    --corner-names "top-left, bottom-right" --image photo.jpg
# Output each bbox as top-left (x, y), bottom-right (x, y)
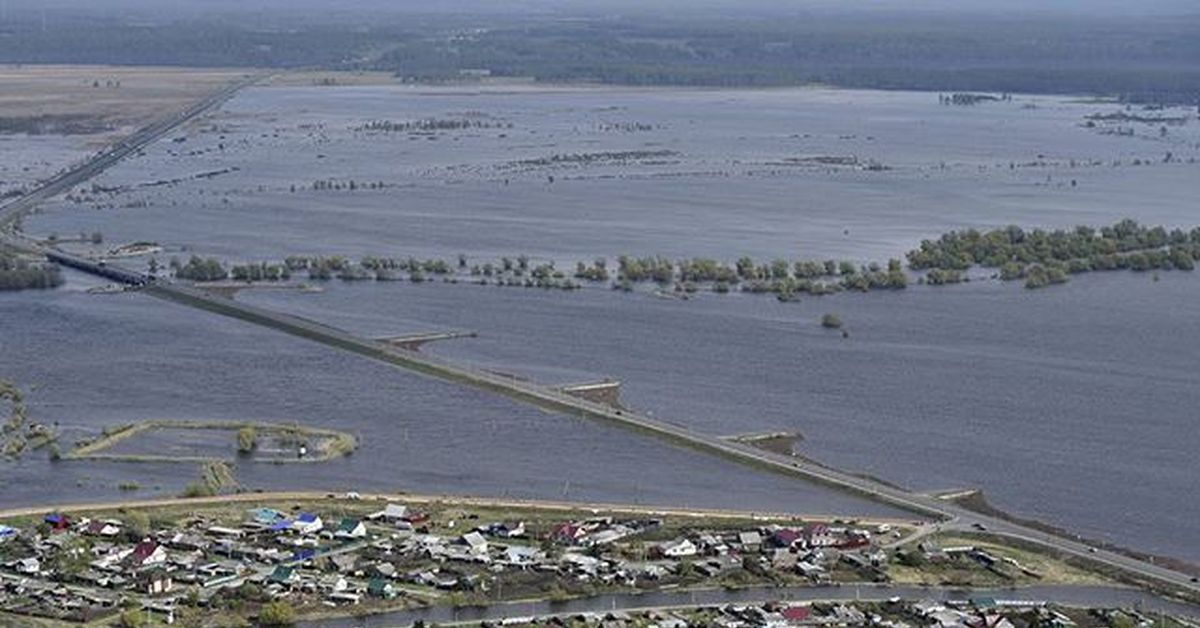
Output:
top-left (167, 252), bottom-right (909, 299)
top-left (163, 220), bottom-right (1199, 295)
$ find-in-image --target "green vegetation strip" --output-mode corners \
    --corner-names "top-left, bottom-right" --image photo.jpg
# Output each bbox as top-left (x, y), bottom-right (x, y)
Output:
top-left (66, 418), bottom-right (356, 464)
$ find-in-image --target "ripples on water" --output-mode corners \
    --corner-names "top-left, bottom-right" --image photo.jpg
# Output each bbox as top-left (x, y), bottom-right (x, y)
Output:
top-left (5, 85), bottom-right (1200, 563)
top-left (0, 278), bottom-right (906, 519)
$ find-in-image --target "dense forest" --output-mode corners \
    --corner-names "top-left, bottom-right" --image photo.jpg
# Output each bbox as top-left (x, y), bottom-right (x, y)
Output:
top-left (0, 7), bottom-right (1196, 102)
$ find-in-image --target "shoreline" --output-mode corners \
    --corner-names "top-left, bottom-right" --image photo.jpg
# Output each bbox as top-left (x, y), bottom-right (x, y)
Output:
top-left (0, 490), bottom-right (917, 527)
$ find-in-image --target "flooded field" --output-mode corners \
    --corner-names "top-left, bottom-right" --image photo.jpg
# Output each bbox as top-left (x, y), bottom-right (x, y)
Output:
top-left (0, 135), bottom-right (94, 200)
top-left (6, 84), bottom-right (1200, 563)
top-left (25, 85), bottom-right (1200, 265)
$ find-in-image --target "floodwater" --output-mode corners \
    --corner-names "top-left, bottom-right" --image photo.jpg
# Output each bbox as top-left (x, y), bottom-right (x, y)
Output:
top-left (236, 272), bottom-right (1200, 563)
top-left (0, 133), bottom-right (96, 198)
top-left (7, 85), bottom-right (1200, 563)
top-left (0, 271), bottom-right (906, 519)
top-left (26, 86), bottom-right (1200, 266)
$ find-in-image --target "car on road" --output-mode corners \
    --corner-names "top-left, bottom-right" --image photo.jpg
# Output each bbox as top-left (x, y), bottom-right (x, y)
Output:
top-left (972, 522), bottom-right (987, 531)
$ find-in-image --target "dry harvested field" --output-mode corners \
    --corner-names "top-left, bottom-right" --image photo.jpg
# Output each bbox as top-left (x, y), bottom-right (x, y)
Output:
top-left (0, 65), bottom-right (250, 138)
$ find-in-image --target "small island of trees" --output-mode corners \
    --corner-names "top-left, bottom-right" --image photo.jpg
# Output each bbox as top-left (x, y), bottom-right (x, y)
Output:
top-left (907, 219), bottom-right (1200, 289)
top-left (0, 250), bottom-right (63, 291)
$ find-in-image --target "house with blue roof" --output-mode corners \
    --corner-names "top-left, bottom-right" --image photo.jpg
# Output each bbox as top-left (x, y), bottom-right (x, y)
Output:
top-left (248, 507), bottom-right (287, 526)
top-left (293, 512), bottom-right (323, 535)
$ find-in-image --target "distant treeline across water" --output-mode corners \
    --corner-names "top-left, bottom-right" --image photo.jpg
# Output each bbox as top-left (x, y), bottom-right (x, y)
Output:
top-left (0, 8), bottom-right (1197, 103)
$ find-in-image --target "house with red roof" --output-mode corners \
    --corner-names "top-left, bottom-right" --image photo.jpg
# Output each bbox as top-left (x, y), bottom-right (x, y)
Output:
top-left (549, 522), bottom-right (586, 544)
top-left (781, 606), bottom-right (812, 623)
top-left (771, 528), bottom-right (802, 548)
top-left (802, 524), bottom-right (835, 548)
top-left (125, 540), bottom-right (167, 569)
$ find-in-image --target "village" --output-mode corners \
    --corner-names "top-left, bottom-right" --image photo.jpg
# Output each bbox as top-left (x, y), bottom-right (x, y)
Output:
top-left (488, 600), bottom-right (1184, 628)
top-left (0, 496), bottom-right (1121, 626)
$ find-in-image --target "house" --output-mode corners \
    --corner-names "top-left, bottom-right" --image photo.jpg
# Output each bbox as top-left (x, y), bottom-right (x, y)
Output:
top-left (292, 513), bottom-right (323, 535)
top-left (205, 526), bottom-right (245, 538)
top-left (483, 521), bottom-right (526, 538)
top-left (166, 533), bottom-right (208, 551)
top-left (367, 577), bottom-right (397, 599)
top-left (918, 542), bottom-right (948, 562)
top-left (841, 553), bottom-right (870, 570)
top-left (0, 525), bottom-right (17, 541)
top-left (656, 616), bottom-right (689, 628)
top-left (504, 545), bottom-right (543, 567)
top-left (137, 569), bottom-right (173, 595)
top-left (827, 606), bottom-right (867, 625)
top-left (15, 557), bottom-right (40, 575)
top-left (929, 610), bottom-right (972, 628)
top-left (549, 522), bottom-right (586, 545)
top-left (770, 529), bottom-right (802, 549)
top-left (335, 518), bottom-right (366, 539)
top-left (318, 575), bottom-right (349, 593)
top-left (912, 600), bottom-right (947, 617)
top-left (795, 561), bottom-right (826, 581)
top-left (560, 553), bottom-right (604, 577)
top-left (697, 534), bottom-right (728, 555)
top-left (770, 548), bottom-right (798, 570)
top-left (968, 614), bottom-right (1016, 628)
top-left (44, 513), bottom-right (71, 532)
top-left (248, 508), bottom-right (287, 526)
top-left (623, 562), bottom-right (670, 581)
top-left (368, 503), bottom-right (408, 522)
top-left (460, 531), bottom-right (489, 555)
top-left (780, 606), bottom-right (811, 624)
top-left (325, 553), bottom-right (358, 574)
top-left (655, 538), bottom-right (697, 558)
top-left (737, 531), bottom-right (762, 551)
top-left (84, 520), bottom-right (123, 537)
top-left (370, 562), bottom-right (397, 579)
top-left (802, 524), bottom-right (835, 548)
top-left (269, 565), bottom-right (298, 586)
top-left (328, 591), bottom-right (362, 605)
top-left (589, 525), bottom-right (635, 546)
top-left (126, 541), bottom-right (168, 568)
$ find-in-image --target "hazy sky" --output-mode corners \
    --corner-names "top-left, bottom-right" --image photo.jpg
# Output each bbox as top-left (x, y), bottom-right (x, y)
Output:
top-left (7, 0), bottom-right (1198, 16)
